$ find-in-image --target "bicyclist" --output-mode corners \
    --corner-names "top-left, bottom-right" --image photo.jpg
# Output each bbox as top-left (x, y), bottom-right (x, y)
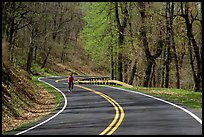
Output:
top-left (68, 73), bottom-right (74, 92)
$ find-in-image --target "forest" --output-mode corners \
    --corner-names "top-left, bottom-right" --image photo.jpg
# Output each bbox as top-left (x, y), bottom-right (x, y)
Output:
top-left (2, 2), bottom-right (202, 92)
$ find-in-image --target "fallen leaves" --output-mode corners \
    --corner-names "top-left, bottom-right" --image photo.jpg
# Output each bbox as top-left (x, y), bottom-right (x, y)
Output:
top-left (2, 84), bottom-right (57, 133)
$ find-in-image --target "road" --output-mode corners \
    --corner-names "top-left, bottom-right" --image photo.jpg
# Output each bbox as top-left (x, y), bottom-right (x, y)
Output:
top-left (7, 76), bottom-right (202, 135)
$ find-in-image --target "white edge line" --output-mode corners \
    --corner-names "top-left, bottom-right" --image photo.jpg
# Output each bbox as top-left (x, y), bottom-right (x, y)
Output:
top-left (15, 77), bottom-right (67, 135)
top-left (101, 85), bottom-right (202, 125)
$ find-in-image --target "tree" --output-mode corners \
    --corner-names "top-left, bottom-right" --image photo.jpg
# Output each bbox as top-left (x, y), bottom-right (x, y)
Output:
top-left (2, 2), bottom-right (32, 63)
top-left (138, 2), bottom-right (163, 87)
top-left (80, 2), bottom-right (117, 76)
top-left (26, 23), bottom-right (38, 73)
top-left (40, 2), bottom-right (76, 68)
top-left (170, 2), bottom-right (180, 89)
top-left (114, 2), bottom-right (129, 82)
top-left (164, 2), bottom-right (171, 88)
top-left (179, 2), bottom-right (202, 91)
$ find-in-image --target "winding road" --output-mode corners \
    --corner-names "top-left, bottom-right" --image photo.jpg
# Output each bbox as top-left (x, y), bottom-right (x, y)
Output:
top-left (7, 76), bottom-right (202, 135)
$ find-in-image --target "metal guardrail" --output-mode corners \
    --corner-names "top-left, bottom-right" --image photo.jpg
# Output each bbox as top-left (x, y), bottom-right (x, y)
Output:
top-left (78, 76), bottom-right (110, 81)
top-left (77, 77), bottom-right (133, 88)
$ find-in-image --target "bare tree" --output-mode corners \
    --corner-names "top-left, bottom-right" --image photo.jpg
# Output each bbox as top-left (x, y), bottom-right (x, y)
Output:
top-left (179, 2), bottom-right (202, 91)
top-left (2, 2), bottom-right (32, 63)
top-left (138, 2), bottom-right (163, 87)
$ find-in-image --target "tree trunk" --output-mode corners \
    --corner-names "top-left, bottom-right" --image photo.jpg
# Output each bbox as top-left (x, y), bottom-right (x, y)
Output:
top-left (110, 43), bottom-right (114, 80)
top-left (165, 2), bottom-right (171, 88)
top-left (149, 62), bottom-right (156, 87)
top-left (127, 5), bottom-right (136, 85)
top-left (61, 45), bottom-right (66, 64)
top-left (9, 18), bottom-right (15, 63)
top-left (114, 2), bottom-right (128, 82)
top-left (172, 37), bottom-right (180, 89)
top-left (34, 45), bottom-right (38, 62)
top-left (26, 41), bottom-right (34, 73)
top-left (41, 47), bottom-right (51, 69)
top-left (26, 25), bottom-right (38, 73)
top-left (185, 20), bottom-right (201, 92)
top-left (187, 40), bottom-right (197, 91)
top-left (123, 56), bottom-right (129, 83)
top-left (144, 58), bottom-right (155, 87)
top-left (41, 26), bottom-right (57, 68)
top-left (117, 45), bottom-right (123, 81)
top-left (161, 40), bottom-right (166, 88)
top-left (128, 59), bottom-right (137, 85)
top-left (181, 2), bottom-right (201, 91)
top-left (115, 2), bottom-right (123, 81)
top-left (139, 2), bottom-right (163, 87)
top-left (170, 3), bottom-right (180, 88)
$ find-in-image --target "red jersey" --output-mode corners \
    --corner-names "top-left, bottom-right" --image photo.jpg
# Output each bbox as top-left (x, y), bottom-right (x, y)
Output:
top-left (68, 75), bottom-right (74, 83)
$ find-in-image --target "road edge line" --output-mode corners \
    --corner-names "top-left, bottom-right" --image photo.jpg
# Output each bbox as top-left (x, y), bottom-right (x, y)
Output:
top-left (101, 85), bottom-right (202, 125)
top-left (15, 77), bottom-right (68, 135)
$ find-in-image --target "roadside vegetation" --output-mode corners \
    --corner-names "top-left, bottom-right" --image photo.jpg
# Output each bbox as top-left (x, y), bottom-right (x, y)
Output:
top-left (32, 75), bottom-right (62, 107)
top-left (119, 86), bottom-right (202, 111)
top-left (2, 63), bottom-right (57, 133)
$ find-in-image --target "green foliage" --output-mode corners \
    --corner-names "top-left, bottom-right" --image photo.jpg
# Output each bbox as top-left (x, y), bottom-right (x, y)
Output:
top-left (80, 2), bottom-right (117, 66)
top-left (31, 63), bottom-right (54, 76)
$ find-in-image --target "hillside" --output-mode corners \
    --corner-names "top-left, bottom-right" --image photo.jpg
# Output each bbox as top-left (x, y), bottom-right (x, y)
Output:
top-left (2, 62), bottom-right (57, 133)
top-left (36, 36), bottom-right (109, 77)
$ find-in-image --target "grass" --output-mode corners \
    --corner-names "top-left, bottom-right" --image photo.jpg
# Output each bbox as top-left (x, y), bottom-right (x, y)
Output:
top-left (3, 76), bottom-right (63, 134)
top-left (2, 63), bottom-right (63, 134)
top-left (118, 86), bottom-right (202, 111)
top-left (31, 63), bottom-right (60, 76)
top-left (32, 76), bottom-right (62, 106)
top-left (31, 64), bottom-right (63, 106)
top-left (3, 76), bottom-right (62, 134)
top-left (6, 76), bottom-right (62, 134)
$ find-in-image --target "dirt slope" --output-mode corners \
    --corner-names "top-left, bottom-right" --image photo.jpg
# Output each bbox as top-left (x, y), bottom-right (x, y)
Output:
top-left (2, 62), bottom-right (56, 133)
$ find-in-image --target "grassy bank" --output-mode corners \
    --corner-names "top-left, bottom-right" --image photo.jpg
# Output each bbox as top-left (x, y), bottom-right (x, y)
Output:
top-left (120, 86), bottom-right (202, 111)
top-left (6, 76), bottom-right (63, 134)
top-left (32, 76), bottom-right (62, 107)
top-left (31, 64), bottom-right (63, 109)
top-left (2, 64), bottom-right (63, 134)
top-left (31, 64), bottom-right (64, 109)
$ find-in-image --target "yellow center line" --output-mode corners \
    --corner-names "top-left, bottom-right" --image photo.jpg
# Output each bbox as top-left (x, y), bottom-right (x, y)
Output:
top-left (55, 78), bottom-right (125, 135)
top-left (100, 93), bottom-right (124, 135)
top-left (75, 84), bottom-right (124, 135)
top-left (106, 96), bottom-right (124, 135)
top-left (55, 79), bottom-right (67, 83)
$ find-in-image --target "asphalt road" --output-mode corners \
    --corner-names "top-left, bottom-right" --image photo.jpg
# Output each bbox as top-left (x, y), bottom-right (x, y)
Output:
top-left (7, 76), bottom-right (202, 135)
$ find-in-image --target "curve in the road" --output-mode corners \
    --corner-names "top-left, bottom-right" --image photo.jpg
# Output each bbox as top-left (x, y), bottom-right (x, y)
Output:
top-left (16, 77), bottom-right (125, 135)
top-left (55, 77), bottom-right (125, 134)
top-left (15, 77), bottom-right (68, 135)
top-left (104, 85), bottom-right (202, 125)
top-left (14, 76), bottom-right (202, 135)
top-left (75, 84), bottom-right (124, 135)
top-left (55, 77), bottom-right (202, 125)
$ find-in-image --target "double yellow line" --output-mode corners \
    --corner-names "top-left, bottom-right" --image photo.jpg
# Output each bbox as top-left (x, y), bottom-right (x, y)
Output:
top-left (55, 78), bottom-right (125, 135)
top-left (75, 85), bottom-right (124, 135)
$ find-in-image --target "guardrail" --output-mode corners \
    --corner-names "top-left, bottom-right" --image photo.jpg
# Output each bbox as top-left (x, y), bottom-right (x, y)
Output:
top-left (77, 77), bottom-right (133, 88)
